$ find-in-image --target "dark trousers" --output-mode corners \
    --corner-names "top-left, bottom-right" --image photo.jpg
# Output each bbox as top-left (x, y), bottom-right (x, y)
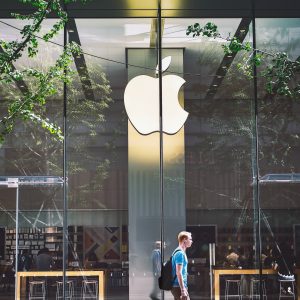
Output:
top-left (171, 287), bottom-right (190, 300)
top-left (150, 275), bottom-right (160, 299)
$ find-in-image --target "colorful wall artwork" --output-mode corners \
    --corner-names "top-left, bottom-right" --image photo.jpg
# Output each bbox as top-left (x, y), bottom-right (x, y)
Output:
top-left (84, 227), bottom-right (120, 261)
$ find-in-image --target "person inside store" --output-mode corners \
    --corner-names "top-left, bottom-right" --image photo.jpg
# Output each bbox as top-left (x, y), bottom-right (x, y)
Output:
top-left (150, 241), bottom-right (162, 300)
top-left (34, 247), bottom-right (54, 297)
top-left (263, 247), bottom-right (277, 294)
top-left (246, 246), bottom-right (255, 268)
top-left (222, 247), bottom-right (242, 292)
top-left (236, 247), bottom-right (250, 296)
top-left (11, 249), bottom-right (32, 293)
top-left (273, 242), bottom-right (296, 295)
top-left (237, 247), bottom-right (249, 269)
top-left (1, 262), bottom-right (14, 292)
top-left (171, 231), bottom-right (193, 300)
top-left (263, 247), bottom-right (274, 268)
top-left (224, 248), bottom-right (240, 268)
top-left (35, 247), bottom-right (53, 271)
top-left (13, 249), bottom-right (32, 272)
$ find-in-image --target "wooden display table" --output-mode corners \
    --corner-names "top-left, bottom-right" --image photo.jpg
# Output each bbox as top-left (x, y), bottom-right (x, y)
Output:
top-left (17, 270), bottom-right (104, 300)
top-left (214, 268), bottom-right (300, 300)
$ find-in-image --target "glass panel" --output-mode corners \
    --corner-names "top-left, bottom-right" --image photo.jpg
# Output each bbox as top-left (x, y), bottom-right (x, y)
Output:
top-left (0, 19), bottom-right (63, 177)
top-left (162, 18), bottom-right (257, 300)
top-left (0, 181), bottom-right (16, 300)
top-left (67, 18), bottom-right (159, 300)
top-left (126, 47), bottom-right (161, 300)
top-left (0, 19), bottom-right (63, 299)
top-left (2, 10), bottom-right (298, 300)
top-left (257, 18), bottom-right (300, 299)
top-left (18, 178), bottom-right (63, 300)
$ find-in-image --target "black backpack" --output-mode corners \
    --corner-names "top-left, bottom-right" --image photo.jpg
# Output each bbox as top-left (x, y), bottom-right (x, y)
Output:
top-left (158, 249), bottom-right (181, 291)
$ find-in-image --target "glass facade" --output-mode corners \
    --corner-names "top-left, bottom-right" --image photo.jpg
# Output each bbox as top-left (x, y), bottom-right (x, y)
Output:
top-left (0, 3), bottom-right (300, 300)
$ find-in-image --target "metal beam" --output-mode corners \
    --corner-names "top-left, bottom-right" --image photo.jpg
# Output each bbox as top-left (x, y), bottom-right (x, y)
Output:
top-left (0, 46), bottom-right (29, 94)
top-left (67, 18), bottom-right (95, 101)
top-left (150, 18), bottom-right (165, 48)
top-left (205, 18), bottom-right (252, 100)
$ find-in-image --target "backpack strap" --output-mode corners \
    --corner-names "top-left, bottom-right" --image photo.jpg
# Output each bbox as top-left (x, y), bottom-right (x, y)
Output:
top-left (172, 248), bottom-right (182, 256)
top-left (171, 249), bottom-right (183, 284)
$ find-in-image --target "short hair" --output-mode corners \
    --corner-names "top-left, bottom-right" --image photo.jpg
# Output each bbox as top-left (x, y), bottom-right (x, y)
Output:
top-left (178, 231), bottom-right (191, 243)
top-left (155, 241), bottom-right (161, 248)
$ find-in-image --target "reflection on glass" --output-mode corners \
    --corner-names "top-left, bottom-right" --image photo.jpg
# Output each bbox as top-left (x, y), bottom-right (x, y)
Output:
top-left (258, 18), bottom-right (300, 300)
top-left (162, 18), bottom-right (257, 299)
top-left (0, 12), bottom-right (299, 300)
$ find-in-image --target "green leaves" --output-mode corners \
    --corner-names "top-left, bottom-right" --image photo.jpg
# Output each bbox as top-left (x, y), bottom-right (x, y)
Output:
top-left (43, 18), bottom-right (67, 41)
top-left (26, 112), bottom-right (64, 141)
top-left (0, 0), bottom-right (85, 143)
top-left (0, 42), bottom-right (82, 142)
top-left (222, 37), bottom-right (252, 55)
top-left (262, 52), bottom-right (300, 97)
top-left (186, 21), bottom-right (300, 99)
top-left (186, 22), bottom-right (219, 38)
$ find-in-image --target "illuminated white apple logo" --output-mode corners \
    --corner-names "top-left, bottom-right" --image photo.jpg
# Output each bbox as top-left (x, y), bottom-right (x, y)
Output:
top-left (124, 56), bottom-right (188, 135)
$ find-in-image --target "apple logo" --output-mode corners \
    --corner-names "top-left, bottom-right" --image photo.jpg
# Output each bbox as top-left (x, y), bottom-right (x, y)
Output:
top-left (124, 56), bottom-right (189, 135)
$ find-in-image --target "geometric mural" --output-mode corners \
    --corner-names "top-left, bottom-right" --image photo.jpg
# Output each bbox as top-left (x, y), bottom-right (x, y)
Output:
top-left (84, 226), bottom-right (120, 261)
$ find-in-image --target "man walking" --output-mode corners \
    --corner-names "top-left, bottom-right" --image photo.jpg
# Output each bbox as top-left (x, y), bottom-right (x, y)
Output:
top-left (171, 231), bottom-right (193, 300)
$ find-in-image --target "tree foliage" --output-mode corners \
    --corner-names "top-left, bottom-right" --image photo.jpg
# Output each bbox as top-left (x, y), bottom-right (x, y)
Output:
top-left (0, 1), bottom-right (116, 204)
top-left (0, 0), bottom-right (89, 143)
top-left (186, 22), bottom-right (300, 98)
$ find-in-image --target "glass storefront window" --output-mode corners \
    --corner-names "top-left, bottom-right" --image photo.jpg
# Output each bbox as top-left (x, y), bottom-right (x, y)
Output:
top-left (162, 17), bottom-right (258, 300)
top-left (257, 18), bottom-right (300, 300)
top-left (0, 5), bottom-right (299, 300)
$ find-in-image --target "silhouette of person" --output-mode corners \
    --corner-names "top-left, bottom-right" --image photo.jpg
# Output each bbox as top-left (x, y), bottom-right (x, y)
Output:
top-left (225, 248), bottom-right (239, 268)
top-left (263, 248), bottom-right (274, 268)
top-left (35, 247), bottom-right (53, 271)
top-left (13, 249), bottom-right (32, 294)
top-left (150, 241), bottom-right (162, 300)
top-left (14, 249), bottom-right (32, 271)
top-left (35, 247), bottom-right (53, 298)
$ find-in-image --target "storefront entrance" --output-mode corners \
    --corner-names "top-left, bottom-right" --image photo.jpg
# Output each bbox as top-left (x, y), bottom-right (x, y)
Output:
top-left (1, 2), bottom-right (300, 299)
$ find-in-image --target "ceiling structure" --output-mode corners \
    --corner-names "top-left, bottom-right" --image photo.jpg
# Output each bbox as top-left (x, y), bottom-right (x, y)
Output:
top-left (0, 0), bottom-right (300, 18)
top-left (1, 17), bottom-right (300, 104)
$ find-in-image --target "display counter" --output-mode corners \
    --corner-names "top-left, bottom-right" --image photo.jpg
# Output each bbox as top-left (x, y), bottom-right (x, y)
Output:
top-left (213, 268), bottom-right (300, 300)
top-left (17, 270), bottom-right (104, 300)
